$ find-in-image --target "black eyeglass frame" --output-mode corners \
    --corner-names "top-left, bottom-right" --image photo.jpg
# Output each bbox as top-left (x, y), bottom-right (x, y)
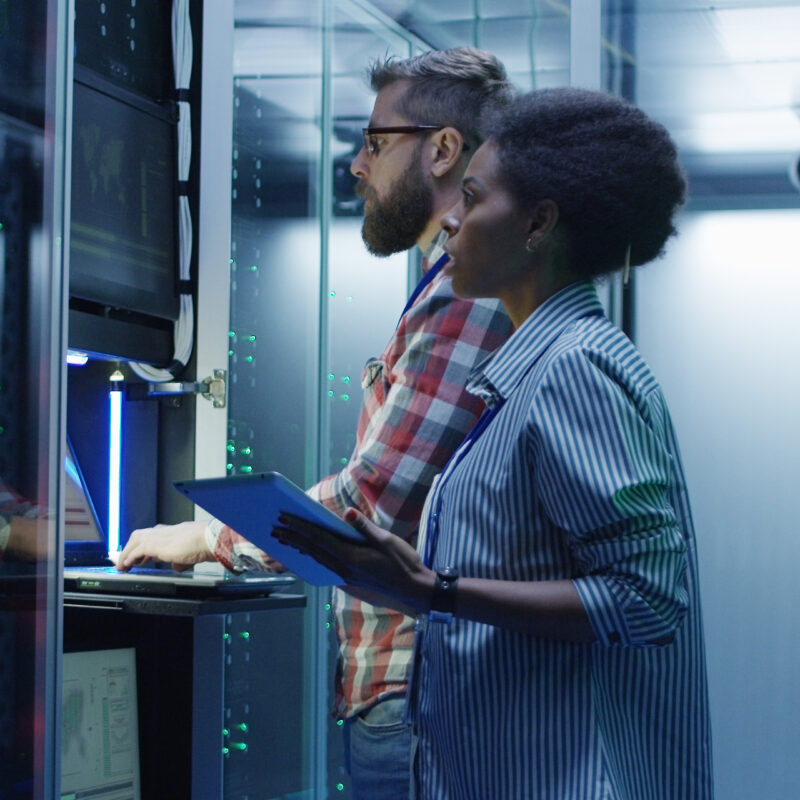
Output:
top-left (361, 125), bottom-right (470, 156)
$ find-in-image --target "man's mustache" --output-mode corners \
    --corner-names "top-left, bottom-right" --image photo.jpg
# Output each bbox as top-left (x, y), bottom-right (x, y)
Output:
top-left (355, 180), bottom-right (375, 202)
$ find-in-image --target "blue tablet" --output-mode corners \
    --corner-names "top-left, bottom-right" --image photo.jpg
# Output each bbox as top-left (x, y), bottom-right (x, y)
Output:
top-left (174, 471), bottom-right (364, 586)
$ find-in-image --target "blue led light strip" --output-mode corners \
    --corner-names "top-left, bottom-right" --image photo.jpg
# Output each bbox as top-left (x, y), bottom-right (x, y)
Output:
top-left (108, 385), bottom-right (123, 554)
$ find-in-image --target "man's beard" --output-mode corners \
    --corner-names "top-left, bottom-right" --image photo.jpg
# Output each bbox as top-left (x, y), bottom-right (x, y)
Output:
top-left (359, 156), bottom-right (433, 257)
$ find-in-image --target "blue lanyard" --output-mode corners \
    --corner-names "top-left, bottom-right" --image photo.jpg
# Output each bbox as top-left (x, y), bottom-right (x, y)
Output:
top-left (421, 303), bottom-right (606, 568)
top-left (398, 251), bottom-right (449, 327)
top-left (422, 397), bottom-right (505, 568)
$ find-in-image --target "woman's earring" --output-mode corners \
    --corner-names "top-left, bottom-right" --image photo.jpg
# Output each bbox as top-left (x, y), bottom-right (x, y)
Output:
top-left (622, 243), bottom-right (632, 285)
top-left (525, 237), bottom-right (538, 254)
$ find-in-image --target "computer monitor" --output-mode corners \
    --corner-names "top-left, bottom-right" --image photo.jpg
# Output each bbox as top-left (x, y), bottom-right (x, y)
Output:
top-left (61, 647), bottom-right (141, 800)
top-left (69, 67), bottom-right (179, 323)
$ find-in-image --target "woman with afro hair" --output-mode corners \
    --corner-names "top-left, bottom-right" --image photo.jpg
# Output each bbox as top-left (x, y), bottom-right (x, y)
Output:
top-left (275, 88), bottom-right (714, 800)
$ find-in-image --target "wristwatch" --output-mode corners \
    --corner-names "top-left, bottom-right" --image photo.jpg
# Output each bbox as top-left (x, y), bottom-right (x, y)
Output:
top-left (428, 566), bottom-right (459, 624)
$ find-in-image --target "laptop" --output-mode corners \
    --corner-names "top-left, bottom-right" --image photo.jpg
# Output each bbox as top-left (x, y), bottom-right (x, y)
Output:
top-left (64, 437), bottom-right (113, 566)
top-left (62, 440), bottom-right (295, 598)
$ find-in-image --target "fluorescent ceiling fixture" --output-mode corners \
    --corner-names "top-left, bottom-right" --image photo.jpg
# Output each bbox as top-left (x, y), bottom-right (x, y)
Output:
top-left (234, 27), bottom-right (322, 78)
top-left (715, 7), bottom-right (800, 63)
top-left (682, 108), bottom-right (800, 155)
top-left (712, 7), bottom-right (800, 138)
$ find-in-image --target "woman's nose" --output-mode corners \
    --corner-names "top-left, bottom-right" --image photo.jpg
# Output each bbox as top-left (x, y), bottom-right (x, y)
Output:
top-left (440, 207), bottom-right (460, 236)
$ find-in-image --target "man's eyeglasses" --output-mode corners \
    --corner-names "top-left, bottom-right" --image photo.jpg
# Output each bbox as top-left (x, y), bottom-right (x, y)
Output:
top-left (362, 125), bottom-right (468, 158)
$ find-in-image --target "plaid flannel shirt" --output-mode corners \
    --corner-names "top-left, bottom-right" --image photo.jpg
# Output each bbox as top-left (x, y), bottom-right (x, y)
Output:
top-left (0, 479), bottom-right (45, 563)
top-left (208, 243), bottom-right (511, 718)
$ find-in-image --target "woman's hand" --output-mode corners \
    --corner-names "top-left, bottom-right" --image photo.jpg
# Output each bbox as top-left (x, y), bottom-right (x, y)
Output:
top-left (272, 508), bottom-right (434, 614)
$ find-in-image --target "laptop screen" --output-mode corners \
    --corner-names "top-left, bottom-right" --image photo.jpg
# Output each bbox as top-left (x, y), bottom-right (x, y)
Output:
top-left (61, 647), bottom-right (141, 800)
top-left (64, 438), bottom-right (110, 566)
top-left (65, 438), bottom-right (105, 544)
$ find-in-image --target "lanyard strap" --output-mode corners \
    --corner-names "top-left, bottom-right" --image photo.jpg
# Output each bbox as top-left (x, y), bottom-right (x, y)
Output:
top-left (397, 251), bottom-right (449, 327)
top-left (422, 398), bottom-right (505, 568)
top-left (420, 303), bottom-right (606, 567)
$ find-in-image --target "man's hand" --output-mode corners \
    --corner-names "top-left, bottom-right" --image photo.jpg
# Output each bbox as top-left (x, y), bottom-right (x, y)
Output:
top-left (5, 516), bottom-right (46, 562)
top-left (115, 520), bottom-right (214, 572)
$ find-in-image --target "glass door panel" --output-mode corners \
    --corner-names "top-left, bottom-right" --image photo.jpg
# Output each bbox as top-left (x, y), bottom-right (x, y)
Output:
top-left (322, 2), bottom-right (414, 490)
top-left (0, 0), bottom-right (67, 796)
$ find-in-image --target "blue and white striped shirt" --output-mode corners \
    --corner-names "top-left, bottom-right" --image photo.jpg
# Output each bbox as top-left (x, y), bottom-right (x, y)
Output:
top-left (413, 281), bottom-right (713, 799)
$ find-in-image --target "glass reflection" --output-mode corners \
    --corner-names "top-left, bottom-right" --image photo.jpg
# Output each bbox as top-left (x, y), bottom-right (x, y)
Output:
top-left (0, 0), bottom-right (59, 796)
top-left (0, 76), bottom-right (47, 800)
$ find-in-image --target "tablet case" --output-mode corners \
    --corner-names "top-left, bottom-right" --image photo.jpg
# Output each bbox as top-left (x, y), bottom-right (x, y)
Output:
top-left (174, 471), bottom-right (364, 586)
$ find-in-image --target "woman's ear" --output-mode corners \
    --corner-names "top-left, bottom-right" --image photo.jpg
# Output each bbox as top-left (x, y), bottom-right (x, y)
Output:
top-left (429, 127), bottom-right (467, 178)
top-left (525, 199), bottom-right (559, 248)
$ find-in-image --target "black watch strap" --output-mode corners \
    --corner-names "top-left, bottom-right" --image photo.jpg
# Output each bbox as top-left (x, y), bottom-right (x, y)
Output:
top-left (429, 566), bottom-right (459, 622)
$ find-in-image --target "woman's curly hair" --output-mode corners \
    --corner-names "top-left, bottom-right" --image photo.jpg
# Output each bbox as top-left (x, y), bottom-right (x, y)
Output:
top-left (486, 88), bottom-right (687, 278)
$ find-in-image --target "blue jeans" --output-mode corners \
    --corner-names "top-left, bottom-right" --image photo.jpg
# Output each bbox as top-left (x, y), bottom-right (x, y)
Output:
top-left (343, 694), bottom-right (412, 800)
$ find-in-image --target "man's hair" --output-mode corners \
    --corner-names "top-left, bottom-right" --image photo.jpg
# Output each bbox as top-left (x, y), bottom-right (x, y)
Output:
top-left (368, 47), bottom-right (514, 149)
top-left (486, 88), bottom-right (687, 279)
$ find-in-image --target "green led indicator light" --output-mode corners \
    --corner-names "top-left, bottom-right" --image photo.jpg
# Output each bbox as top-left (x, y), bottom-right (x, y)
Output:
top-left (240, 631), bottom-right (250, 639)
top-left (347, 296), bottom-right (353, 302)
top-left (222, 746), bottom-right (230, 755)
top-left (228, 349), bottom-right (234, 357)
top-left (228, 330), bottom-right (235, 338)
top-left (342, 376), bottom-right (350, 384)
top-left (242, 447), bottom-right (251, 455)
top-left (223, 633), bottom-right (230, 640)
top-left (341, 394), bottom-right (350, 401)
top-left (250, 264), bottom-right (259, 272)
top-left (328, 373), bottom-right (335, 381)
top-left (237, 723), bottom-right (248, 732)
top-left (233, 742), bottom-right (247, 751)
top-left (324, 603), bottom-right (331, 611)
top-left (246, 355), bottom-right (254, 363)
top-left (327, 390), bottom-right (334, 398)
top-left (325, 622), bottom-right (331, 630)
top-left (329, 291), bottom-right (336, 297)
top-left (0, 223), bottom-right (4, 231)
top-left (336, 719), bottom-right (344, 727)
top-left (248, 335), bottom-right (256, 342)
top-left (240, 466), bottom-right (253, 474)
top-left (222, 728), bottom-right (229, 736)
top-left (339, 457), bottom-right (348, 466)
top-left (227, 443), bottom-right (236, 453)
top-left (226, 463), bottom-right (233, 471)
top-left (337, 783), bottom-right (345, 792)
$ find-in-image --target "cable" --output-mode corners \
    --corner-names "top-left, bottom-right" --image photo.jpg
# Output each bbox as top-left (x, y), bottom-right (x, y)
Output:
top-left (130, 0), bottom-right (194, 381)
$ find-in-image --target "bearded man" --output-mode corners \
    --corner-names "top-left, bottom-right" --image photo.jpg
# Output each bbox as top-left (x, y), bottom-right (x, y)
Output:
top-left (118, 48), bottom-right (513, 800)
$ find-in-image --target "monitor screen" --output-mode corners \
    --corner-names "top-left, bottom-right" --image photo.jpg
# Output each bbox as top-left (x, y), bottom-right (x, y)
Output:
top-left (69, 72), bottom-right (179, 322)
top-left (65, 438), bottom-right (105, 545)
top-left (63, 437), bottom-right (110, 566)
top-left (61, 647), bottom-right (141, 800)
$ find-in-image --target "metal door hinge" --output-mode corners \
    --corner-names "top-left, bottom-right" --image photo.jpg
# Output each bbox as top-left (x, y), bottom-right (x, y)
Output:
top-left (201, 368), bottom-right (227, 408)
top-left (140, 368), bottom-right (227, 408)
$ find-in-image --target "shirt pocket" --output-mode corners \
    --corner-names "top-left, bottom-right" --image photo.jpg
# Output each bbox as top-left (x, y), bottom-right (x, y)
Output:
top-left (362, 357), bottom-right (390, 402)
top-left (362, 357), bottom-right (384, 388)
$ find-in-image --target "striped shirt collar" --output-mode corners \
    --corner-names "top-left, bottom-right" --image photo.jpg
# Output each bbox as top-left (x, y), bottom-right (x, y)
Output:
top-left (468, 281), bottom-right (605, 405)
